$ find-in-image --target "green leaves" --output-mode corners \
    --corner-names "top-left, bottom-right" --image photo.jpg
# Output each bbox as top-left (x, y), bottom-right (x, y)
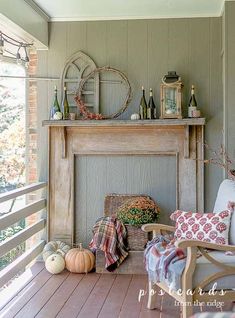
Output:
top-left (117, 207), bottom-right (159, 227)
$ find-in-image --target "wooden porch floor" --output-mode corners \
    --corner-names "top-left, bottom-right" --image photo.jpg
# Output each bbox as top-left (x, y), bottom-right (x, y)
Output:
top-left (0, 262), bottom-right (233, 318)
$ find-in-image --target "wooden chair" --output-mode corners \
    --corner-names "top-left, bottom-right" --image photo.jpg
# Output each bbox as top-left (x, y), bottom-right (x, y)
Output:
top-left (142, 179), bottom-right (235, 318)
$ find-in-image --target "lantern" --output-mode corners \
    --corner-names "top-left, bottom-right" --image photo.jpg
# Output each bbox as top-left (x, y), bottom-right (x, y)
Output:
top-left (160, 72), bottom-right (183, 119)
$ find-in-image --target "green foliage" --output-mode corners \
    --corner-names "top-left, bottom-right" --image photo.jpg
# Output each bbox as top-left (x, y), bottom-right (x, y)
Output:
top-left (0, 62), bottom-right (25, 190)
top-left (117, 207), bottom-right (159, 226)
top-left (117, 197), bottom-right (160, 227)
top-left (0, 222), bottom-right (25, 270)
top-left (0, 62), bottom-right (26, 270)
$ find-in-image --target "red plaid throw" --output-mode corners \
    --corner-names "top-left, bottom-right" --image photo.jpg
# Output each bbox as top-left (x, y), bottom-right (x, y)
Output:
top-left (89, 216), bottom-right (129, 271)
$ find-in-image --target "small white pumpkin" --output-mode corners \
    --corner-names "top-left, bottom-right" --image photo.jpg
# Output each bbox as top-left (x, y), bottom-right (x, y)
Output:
top-left (130, 113), bottom-right (140, 120)
top-left (45, 253), bottom-right (65, 274)
top-left (42, 240), bottom-right (71, 262)
top-left (53, 112), bottom-right (63, 120)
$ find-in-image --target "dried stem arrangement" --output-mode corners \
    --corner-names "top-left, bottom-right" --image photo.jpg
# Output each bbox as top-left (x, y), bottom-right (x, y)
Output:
top-left (203, 142), bottom-right (235, 178)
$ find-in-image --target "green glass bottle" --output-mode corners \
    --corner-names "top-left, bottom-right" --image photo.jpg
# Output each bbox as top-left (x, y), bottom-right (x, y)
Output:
top-left (50, 86), bottom-right (61, 120)
top-left (139, 86), bottom-right (147, 120)
top-left (62, 86), bottom-right (70, 120)
top-left (189, 85), bottom-right (197, 107)
top-left (188, 85), bottom-right (198, 117)
top-left (147, 88), bottom-right (157, 119)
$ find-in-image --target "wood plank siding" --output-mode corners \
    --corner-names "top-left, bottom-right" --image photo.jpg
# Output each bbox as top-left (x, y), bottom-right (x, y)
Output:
top-left (38, 18), bottom-right (222, 212)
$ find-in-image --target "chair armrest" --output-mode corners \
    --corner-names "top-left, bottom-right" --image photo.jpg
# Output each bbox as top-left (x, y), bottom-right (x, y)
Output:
top-left (175, 239), bottom-right (235, 252)
top-left (141, 223), bottom-right (175, 233)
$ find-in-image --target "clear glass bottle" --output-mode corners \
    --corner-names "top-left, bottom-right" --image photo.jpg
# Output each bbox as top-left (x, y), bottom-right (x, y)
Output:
top-left (50, 86), bottom-right (61, 120)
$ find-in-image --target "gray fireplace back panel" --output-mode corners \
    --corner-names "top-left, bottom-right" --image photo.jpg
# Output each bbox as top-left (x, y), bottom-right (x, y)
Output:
top-left (75, 155), bottom-right (176, 247)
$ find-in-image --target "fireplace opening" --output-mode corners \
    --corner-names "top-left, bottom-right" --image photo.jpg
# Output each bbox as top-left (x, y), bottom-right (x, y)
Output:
top-left (75, 154), bottom-right (176, 247)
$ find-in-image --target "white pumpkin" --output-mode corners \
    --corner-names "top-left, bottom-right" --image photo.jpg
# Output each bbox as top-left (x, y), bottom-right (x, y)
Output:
top-left (42, 240), bottom-right (71, 262)
top-left (130, 113), bottom-right (140, 120)
top-left (45, 253), bottom-right (65, 274)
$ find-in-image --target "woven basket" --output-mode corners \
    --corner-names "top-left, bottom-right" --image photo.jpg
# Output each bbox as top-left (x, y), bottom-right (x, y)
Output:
top-left (125, 224), bottom-right (149, 251)
top-left (104, 194), bottom-right (153, 251)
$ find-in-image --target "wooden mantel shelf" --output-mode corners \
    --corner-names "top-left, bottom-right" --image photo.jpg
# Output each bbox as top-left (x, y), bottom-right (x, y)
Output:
top-left (43, 118), bottom-right (205, 159)
top-left (43, 118), bottom-right (205, 128)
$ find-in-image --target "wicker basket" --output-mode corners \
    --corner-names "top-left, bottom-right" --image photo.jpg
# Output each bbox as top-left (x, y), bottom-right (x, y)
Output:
top-left (104, 194), bottom-right (153, 251)
top-left (125, 224), bottom-right (149, 251)
top-left (104, 193), bottom-right (151, 216)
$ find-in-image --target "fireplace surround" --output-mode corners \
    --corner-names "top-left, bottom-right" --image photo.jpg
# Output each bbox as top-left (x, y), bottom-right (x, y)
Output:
top-left (43, 118), bottom-right (205, 246)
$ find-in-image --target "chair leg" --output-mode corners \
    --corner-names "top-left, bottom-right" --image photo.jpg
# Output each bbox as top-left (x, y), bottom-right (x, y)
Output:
top-left (181, 297), bottom-right (193, 318)
top-left (147, 281), bottom-right (158, 309)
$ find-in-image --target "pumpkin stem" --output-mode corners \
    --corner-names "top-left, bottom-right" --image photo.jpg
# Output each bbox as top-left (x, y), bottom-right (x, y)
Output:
top-left (79, 243), bottom-right (83, 251)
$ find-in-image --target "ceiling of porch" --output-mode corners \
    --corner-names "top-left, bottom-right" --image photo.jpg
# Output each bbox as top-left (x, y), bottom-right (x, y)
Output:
top-left (32, 0), bottom-right (224, 21)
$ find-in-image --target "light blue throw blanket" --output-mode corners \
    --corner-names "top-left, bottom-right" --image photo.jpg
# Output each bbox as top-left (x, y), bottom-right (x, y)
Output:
top-left (144, 234), bottom-right (187, 291)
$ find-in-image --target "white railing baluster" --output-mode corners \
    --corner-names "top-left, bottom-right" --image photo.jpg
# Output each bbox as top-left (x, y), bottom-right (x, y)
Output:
top-left (0, 199), bottom-right (46, 231)
top-left (0, 241), bottom-right (45, 287)
top-left (0, 182), bottom-right (47, 288)
top-left (0, 219), bottom-right (46, 258)
top-left (0, 182), bottom-right (47, 203)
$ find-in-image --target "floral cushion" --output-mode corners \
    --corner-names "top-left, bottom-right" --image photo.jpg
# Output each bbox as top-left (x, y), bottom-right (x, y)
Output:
top-left (170, 210), bottom-right (232, 245)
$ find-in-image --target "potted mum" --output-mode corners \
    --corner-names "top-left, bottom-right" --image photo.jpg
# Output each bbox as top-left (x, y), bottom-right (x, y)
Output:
top-left (116, 196), bottom-right (160, 250)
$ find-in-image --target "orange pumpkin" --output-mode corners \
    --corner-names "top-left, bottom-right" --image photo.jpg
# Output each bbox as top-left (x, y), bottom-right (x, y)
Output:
top-left (65, 243), bottom-right (95, 273)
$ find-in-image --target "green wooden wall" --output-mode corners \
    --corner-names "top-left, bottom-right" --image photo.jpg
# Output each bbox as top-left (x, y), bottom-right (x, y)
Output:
top-left (224, 2), bottom-right (235, 172)
top-left (37, 17), bottom-right (223, 212)
top-left (75, 155), bottom-right (176, 245)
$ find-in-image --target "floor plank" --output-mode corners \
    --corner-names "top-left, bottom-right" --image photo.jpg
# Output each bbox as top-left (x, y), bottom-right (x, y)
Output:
top-left (14, 270), bottom-right (69, 318)
top-left (56, 273), bottom-right (100, 318)
top-left (77, 274), bottom-right (116, 318)
top-left (139, 284), bottom-right (162, 318)
top-left (98, 274), bottom-right (132, 318)
top-left (0, 262), bottom-right (44, 312)
top-left (219, 301), bottom-right (234, 312)
top-left (0, 268), bottom-right (52, 318)
top-left (119, 275), bottom-right (147, 318)
top-left (35, 273), bottom-right (84, 318)
top-left (160, 292), bottom-right (181, 318)
top-left (0, 263), bottom-right (225, 318)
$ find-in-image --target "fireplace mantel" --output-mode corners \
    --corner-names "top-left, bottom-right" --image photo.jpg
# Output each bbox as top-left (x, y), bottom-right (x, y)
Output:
top-left (43, 118), bottom-right (205, 159)
top-left (43, 118), bottom-right (205, 127)
top-left (44, 118), bottom-right (205, 245)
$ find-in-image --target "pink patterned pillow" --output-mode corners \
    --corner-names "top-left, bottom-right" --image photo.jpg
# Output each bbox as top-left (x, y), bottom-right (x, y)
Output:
top-left (170, 210), bottom-right (232, 245)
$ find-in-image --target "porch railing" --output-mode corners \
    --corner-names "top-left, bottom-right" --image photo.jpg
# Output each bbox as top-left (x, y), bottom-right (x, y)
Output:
top-left (0, 182), bottom-right (47, 287)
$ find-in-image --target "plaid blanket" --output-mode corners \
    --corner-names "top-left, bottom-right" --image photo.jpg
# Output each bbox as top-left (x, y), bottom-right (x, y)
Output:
top-left (89, 216), bottom-right (129, 271)
top-left (144, 234), bottom-right (187, 290)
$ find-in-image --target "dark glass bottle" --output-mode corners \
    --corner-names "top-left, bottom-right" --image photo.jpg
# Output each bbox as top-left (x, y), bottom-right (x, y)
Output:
top-left (147, 88), bottom-right (157, 119)
top-left (50, 86), bottom-right (61, 120)
top-left (139, 86), bottom-right (147, 119)
top-left (189, 85), bottom-right (197, 107)
top-left (62, 86), bottom-right (70, 119)
top-left (188, 85), bottom-right (198, 118)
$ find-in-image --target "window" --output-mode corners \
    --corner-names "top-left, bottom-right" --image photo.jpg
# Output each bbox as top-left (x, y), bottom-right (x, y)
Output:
top-left (0, 61), bottom-right (26, 271)
top-left (0, 62), bottom-right (26, 192)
